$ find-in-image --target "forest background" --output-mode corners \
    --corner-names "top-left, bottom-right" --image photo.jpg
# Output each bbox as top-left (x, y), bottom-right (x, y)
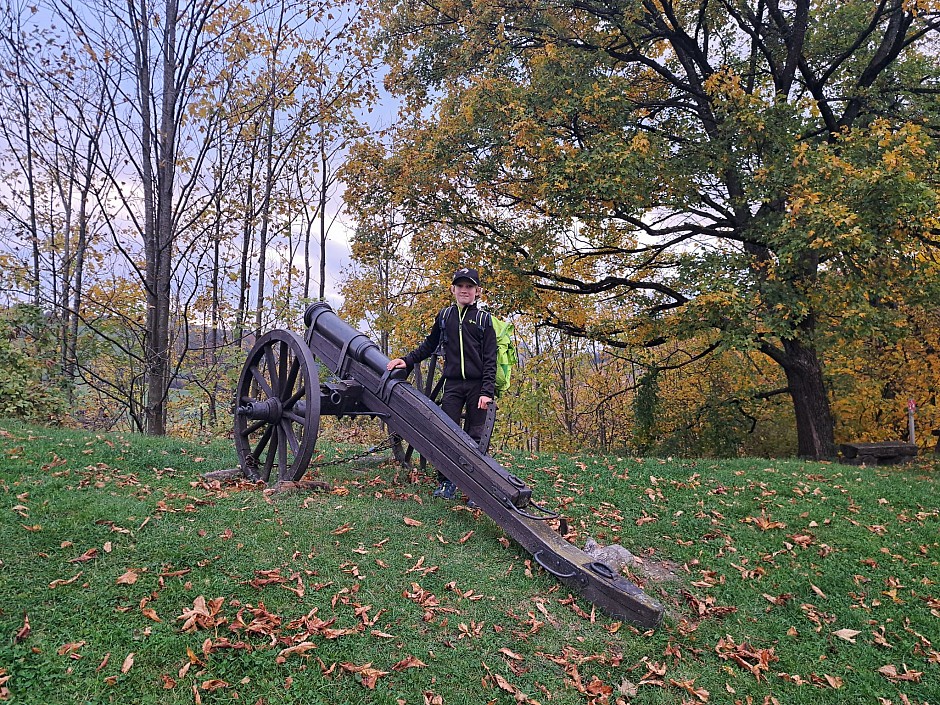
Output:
top-left (1, 0), bottom-right (939, 461)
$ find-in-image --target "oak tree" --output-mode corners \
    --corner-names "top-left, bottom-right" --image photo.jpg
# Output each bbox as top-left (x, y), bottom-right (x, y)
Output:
top-left (355, 0), bottom-right (940, 458)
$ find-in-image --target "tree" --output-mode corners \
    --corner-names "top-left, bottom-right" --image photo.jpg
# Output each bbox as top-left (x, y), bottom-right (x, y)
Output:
top-left (0, 0), bottom-right (378, 434)
top-left (353, 0), bottom-right (940, 458)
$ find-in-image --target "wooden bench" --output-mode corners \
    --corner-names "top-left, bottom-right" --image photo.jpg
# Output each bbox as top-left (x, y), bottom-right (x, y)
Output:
top-left (839, 441), bottom-right (918, 466)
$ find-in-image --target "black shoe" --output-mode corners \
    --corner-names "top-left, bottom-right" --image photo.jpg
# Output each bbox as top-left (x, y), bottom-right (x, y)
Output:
top-left (434, 481), bottom-right (457, 500)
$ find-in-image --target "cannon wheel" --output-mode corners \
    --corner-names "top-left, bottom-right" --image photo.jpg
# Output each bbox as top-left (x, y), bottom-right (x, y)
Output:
top-left (391, 354), bottom-right (496, 467)
top-left (234, 329), bottom-right (320, 484)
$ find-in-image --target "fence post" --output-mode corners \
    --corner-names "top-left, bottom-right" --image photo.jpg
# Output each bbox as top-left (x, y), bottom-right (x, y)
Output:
top-left (908, 399), bottom-right (916, 444)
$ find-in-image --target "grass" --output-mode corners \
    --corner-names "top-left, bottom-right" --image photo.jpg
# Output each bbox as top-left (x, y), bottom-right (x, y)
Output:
top-left (0, 419), bottom-right (937, 704)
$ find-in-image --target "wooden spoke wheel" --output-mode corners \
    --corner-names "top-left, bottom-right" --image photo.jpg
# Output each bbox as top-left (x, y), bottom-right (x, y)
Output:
top-left (234, 329), bottom-right (320, 483)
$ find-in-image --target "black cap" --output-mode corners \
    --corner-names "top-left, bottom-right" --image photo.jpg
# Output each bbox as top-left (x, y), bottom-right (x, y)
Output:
top-left (452, 267), bottom-right (480, 286)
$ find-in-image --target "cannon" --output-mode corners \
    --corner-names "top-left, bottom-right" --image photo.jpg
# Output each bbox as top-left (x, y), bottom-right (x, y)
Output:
top-left (234, 302), bottom-right (664, 628)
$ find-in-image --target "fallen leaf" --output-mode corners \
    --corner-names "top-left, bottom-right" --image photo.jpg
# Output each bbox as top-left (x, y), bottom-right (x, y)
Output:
top-left (177, 596), bottom-right (226, 632)
top-left (878, 664), bottom-right (922, 683)
top-left (14, 614), bottom-right (30, 643)
top-left (391, 655), bottom-right (427, 671)
top-left (141, 607), bottom-right (161, 622)
top-left (116, 570), bottom-right (139, 585)
top-left (619, 678), bottom-right (639, 697)
top-left (403, 517), bottom-right (423, 527)
top-left (68, 548), bottom-right (99, 563)
top-left (832, 628), bottom-right (860, 643)
top-left (57, 641), bottom-right (86, 657)
top-left (340, 662), bottom-right (389, 689)
top-left (669, 677), bottom-right (709, 702)
top-left (276, 642), bottom-right (317, 663)
top-left (121, 652), bottom-right (134, 674)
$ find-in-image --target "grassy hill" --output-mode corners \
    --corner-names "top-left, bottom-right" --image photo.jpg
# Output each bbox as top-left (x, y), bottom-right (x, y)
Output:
top-left (0, 420), bottom-right (937, 704)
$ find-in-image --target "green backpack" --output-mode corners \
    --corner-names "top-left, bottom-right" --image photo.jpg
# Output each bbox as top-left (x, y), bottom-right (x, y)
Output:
top-left (437, 306), bottom-right (517, 397)
top-left (491, 315), bottom-right (517, 398)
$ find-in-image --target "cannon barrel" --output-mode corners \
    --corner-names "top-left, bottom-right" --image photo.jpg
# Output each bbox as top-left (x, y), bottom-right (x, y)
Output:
top-left (300, 302), bottom-right (664, 627)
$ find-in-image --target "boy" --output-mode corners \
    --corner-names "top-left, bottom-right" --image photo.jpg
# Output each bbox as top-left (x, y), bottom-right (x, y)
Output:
top-left (387, 267), bottom-right (497, 499)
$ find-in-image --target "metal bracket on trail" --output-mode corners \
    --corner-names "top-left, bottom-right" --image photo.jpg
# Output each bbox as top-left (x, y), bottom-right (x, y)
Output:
top-left (232, 301), bottom-right (664, 628)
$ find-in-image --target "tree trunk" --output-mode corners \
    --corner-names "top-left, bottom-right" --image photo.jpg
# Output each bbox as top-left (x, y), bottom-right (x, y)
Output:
top-left (65, 145), bottom-right (95, 401)
top-left (23, 80), bottom-right (41, 306)
top-left (254, 98), bottom-right (276, 338)
top-left (134, 0), bottom-right (160, 435)
top-left (236, 141), bottom-right (257, 347)
top-left (318, 130), bottom-right (328, 300)
top-left (764, 338), bottom-right (836, 459)
top-left (144, 0), bottom-right (180, 436)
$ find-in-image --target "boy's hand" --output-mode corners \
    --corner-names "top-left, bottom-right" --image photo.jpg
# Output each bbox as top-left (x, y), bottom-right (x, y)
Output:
top-left (386, 358), bottom-right (407, 371)
top-left (478, 395), bottom-right (493, 409)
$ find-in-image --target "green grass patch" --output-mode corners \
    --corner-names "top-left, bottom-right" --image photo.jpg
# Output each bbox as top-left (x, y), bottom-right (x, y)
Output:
top-left (0, 419), bottom-right (938, 704)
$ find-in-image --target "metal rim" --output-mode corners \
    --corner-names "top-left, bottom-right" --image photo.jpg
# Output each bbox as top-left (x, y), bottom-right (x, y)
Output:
top-left (233, 329), bottom-right (320, 483)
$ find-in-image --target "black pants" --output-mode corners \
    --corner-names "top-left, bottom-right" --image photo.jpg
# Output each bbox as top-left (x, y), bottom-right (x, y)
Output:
top-left (438, 378), bottom-right (487, 483)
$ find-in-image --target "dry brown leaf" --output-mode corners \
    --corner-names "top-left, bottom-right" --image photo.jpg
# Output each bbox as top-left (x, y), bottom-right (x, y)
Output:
top-left (68, 548), bottom-right (99, 563)
top-left (116, 570), bottom-right (139, 585)
top-left (832, 628), bottom-right (860, 643)
top-left (141, 607), bottom-right (161, 622)
top-left (878, 664), bottom-right (923, 683)
top-left (201, 679), bottom-right (229, 691)
top-left (57, 641), bottom-right (86, 656)
top-left (403, 517), bottom-right (423, 527)
top-left (49, 571), bottom-right (83, 589)
top-left (121, 652), bottom-right (134, 674)
top-left (669, 678), bottom-right (709, 702)
top-left (619, 678), bottom-right (639, 697)
top-left (14, 614), bottom-right (30, 643)
top-left (339, 662), bottom-right (389, 689)
top-left (276, 642), bottom-right (317, 664)
top-left (391, 655), bottom-right (427, 671)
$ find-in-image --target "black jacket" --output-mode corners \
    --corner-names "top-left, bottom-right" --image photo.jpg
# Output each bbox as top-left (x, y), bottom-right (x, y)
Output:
top-left (404, 303), bottom-right (497, 398)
